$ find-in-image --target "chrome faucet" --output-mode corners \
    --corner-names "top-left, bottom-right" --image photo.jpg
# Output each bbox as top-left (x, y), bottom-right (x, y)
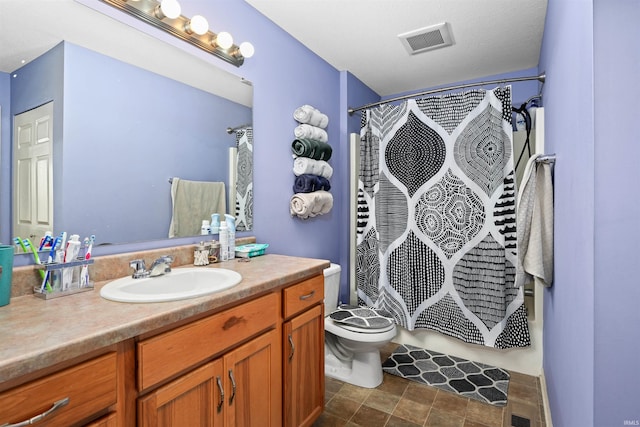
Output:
top-left (129, 259), bottom-right (149, 279)
top-left (129, 255), bottom-right (174, 279)
top-left (149, 255), bottom-right (175, 277)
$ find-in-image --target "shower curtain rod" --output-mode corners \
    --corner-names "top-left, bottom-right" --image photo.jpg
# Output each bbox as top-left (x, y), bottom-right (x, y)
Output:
top-left (226, 123), bottom-right (252, 134)
top-left (347, 73), bottom-right (546, 115)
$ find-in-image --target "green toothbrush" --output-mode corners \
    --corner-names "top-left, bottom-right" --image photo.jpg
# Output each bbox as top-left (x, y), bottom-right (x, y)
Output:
top-left (23, 238), bottom-right (47, 282)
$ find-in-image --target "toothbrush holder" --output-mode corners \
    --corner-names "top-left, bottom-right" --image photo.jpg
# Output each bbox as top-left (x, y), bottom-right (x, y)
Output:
top-left (33, 258), bottom-right (95, 300)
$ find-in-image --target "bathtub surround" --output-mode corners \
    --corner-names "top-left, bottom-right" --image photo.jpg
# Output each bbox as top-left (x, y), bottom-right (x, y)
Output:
top-left (356, 87), bottom-right (530, 349)
top-left (382, 344), bottom-right (510, 407)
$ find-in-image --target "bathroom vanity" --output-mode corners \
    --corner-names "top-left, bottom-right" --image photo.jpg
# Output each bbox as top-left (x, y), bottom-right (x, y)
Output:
top-left (0, 252), bottom-right (328, 427)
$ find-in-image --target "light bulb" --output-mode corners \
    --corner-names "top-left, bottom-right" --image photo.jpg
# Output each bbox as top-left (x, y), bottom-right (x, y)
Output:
top-left (239, 42), bottom-right (255, 58)
top-left (186, 15), bottom-right (209, 35)
top-left (213, 31), bottom-right (233, 49)
top-left (155, 0), bottom-right (181, 19)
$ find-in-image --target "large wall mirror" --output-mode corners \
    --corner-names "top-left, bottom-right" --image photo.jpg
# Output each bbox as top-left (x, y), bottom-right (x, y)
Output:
top-left (0, 0), bottom-right (253, 249)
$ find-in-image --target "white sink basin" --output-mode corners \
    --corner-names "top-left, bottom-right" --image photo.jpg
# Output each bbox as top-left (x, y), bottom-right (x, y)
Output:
top-left (100, 268), bottom-right (242, 303)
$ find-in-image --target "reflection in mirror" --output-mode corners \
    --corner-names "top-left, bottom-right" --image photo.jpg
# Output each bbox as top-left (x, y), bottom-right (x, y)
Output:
top-left (7, 41), bottom-right (253, 248)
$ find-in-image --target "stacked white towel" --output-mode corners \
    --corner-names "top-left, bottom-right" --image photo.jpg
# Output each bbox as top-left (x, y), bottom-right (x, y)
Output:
top-left (290, 190), bottom-right (333, 219)
top-left (292, 157), bottom-right (333, 179)
top-left (293, 105), bottom-right (329, 128)
top-left (294, 124), bottom-right (328, 143)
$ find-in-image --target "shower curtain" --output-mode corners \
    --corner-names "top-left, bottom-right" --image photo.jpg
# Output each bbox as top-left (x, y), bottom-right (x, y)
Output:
top-left (234, 127), bottom-right (253, 231)
top-left (356, 87), bottom-right (530, 349)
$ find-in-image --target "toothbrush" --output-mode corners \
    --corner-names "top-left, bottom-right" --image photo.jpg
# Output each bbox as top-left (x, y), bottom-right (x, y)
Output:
top-left (80, 235), bottom-right (95, 288)
top-left (38, 234), bottom-right (52, 251)
top-left (84, 235), bottom-right (95, 260)
top-left (59, 232), bottom-right (68, 252)
top-left (14, 237), bottom-right (28, 253)
top-left (38, 231), bottom-right (53, 251)
top-left (23, 239), bottom-right (48, 285)
top-left (47, 237), bottom-right (60, 263)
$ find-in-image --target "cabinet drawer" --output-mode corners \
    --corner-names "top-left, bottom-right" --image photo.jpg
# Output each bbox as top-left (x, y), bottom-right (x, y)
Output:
top-left (0, 352), bottom-right (117, 427)
top-left (138, 292), bottom-right (278, 391)
top-left (283, 274), bottom-right (324, 319)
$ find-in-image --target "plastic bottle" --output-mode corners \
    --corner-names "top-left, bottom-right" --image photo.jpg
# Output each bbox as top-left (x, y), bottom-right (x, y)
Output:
top-left (201, 220), bottom-right (211, 235)
top-left (210, 214), bottom-right (220, 234)
top-left (225, 214), bottom-right (236, 260)
top-left (219, 221), bottom-right (229, 261)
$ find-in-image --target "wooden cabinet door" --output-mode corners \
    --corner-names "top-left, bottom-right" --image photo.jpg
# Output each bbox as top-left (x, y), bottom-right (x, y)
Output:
top-left (138, 359), bottom-right (224, 427)
top-left (283, 305), bottom-right (324, 427)
top-left (85, 412), bottom-right (117, 427)
top-left (224, 329), bottom-right (281, 427)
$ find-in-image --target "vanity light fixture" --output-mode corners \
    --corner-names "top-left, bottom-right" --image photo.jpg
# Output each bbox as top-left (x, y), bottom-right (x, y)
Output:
top-left (212, 31), bottom-right (234, 50)
top-left (185, 15), bottom-right (208, 35)
top-left (100, 0), bottom-right (253, 67)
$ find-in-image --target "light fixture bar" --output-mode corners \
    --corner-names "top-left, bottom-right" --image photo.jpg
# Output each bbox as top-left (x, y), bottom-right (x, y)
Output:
top-left (99, 0), bottom-right (245, 67)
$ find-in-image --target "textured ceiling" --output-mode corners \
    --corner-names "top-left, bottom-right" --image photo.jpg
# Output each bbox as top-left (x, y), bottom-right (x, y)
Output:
top-left (245, 0), bottom-right (548, 96)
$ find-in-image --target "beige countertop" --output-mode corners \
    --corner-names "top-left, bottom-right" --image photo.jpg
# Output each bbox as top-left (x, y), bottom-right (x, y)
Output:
top-left (0, 254), bottom-right (329, 384)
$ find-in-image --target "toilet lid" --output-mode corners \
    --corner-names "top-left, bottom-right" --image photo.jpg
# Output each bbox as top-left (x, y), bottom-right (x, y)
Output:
top-left (329, 305), bottom-right (394, 330)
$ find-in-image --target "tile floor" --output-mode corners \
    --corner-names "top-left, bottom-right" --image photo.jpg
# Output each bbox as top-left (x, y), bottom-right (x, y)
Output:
top-left (313, 343), bottom-right (546, 427)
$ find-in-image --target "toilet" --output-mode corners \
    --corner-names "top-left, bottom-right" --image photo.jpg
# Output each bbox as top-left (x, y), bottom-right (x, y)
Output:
top-left (323, 263), bottom-right (397, 388)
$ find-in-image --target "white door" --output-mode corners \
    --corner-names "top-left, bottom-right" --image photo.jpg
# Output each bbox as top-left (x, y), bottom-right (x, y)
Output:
top-left (13, 102), bottom-right (54, 245)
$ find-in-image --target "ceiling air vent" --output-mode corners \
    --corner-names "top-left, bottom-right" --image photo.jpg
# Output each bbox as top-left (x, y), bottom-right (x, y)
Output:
top-left (399, 23), bottom-right (454, 55)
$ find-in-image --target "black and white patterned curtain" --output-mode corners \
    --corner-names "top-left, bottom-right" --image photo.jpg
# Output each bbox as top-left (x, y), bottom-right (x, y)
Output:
top-left (235, 127), bottom-right (253, 231)
top-left (356, 87), bottom-right (530, 349)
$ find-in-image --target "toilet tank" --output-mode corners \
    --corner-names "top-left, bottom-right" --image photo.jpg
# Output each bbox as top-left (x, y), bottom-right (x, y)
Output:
top-left (323, 263), bottom-right (341, 314)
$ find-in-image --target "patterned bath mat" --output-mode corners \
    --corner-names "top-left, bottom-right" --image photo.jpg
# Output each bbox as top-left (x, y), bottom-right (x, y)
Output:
top-left (382, 344), bottom-right (510, 406)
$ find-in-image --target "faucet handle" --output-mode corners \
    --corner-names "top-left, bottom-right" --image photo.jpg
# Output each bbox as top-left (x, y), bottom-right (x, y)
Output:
top-left (130, 259), bottom-right (149, 278)
top-left (160, 255), bottom-right (175, 264)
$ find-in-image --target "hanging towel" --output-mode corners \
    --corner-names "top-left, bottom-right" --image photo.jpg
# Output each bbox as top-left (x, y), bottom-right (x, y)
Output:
top-left (293, 157), bottom-right (333, 179)
top-left (515, 154), bottom-right (554, 288)
top-left (294, 124), bottom-right (328, 143)
top-left (291, 138), bottom-right (333, 161)
top-left (293, 105), bottom-right (329, 128)
top-left (290, 190), bottom-right (333, 219)
top-left (168, 178), bottom-right (227, 238)
top-left (293, 174), bottom-right (331, 193)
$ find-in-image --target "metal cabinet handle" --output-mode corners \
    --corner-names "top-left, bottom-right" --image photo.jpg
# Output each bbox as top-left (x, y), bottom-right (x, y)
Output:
top-left (288, 334), bottom-right (295, 361)
top-left (1, 397), bottom-right (70, 427)
top-left (228, 369), bottom-right (237, 405)
top-left (216, 376), bottom-right (225, 413)
top-left (299, 290), bottom-right (315, 300)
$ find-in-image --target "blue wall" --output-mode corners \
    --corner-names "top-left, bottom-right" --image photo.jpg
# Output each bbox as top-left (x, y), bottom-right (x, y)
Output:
top-left (539, 1), bottom-right (596, 426)
top-left (593, 0), bottom-right (640, 425)
top-left (540, 0), bottom-right (640, 425)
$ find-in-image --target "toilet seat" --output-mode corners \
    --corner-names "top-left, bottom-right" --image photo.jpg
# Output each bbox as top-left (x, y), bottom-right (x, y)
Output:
top-left (337, 322), bottom-right (396, 334)
top-left (324, 317), bottom-right (396, 342)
